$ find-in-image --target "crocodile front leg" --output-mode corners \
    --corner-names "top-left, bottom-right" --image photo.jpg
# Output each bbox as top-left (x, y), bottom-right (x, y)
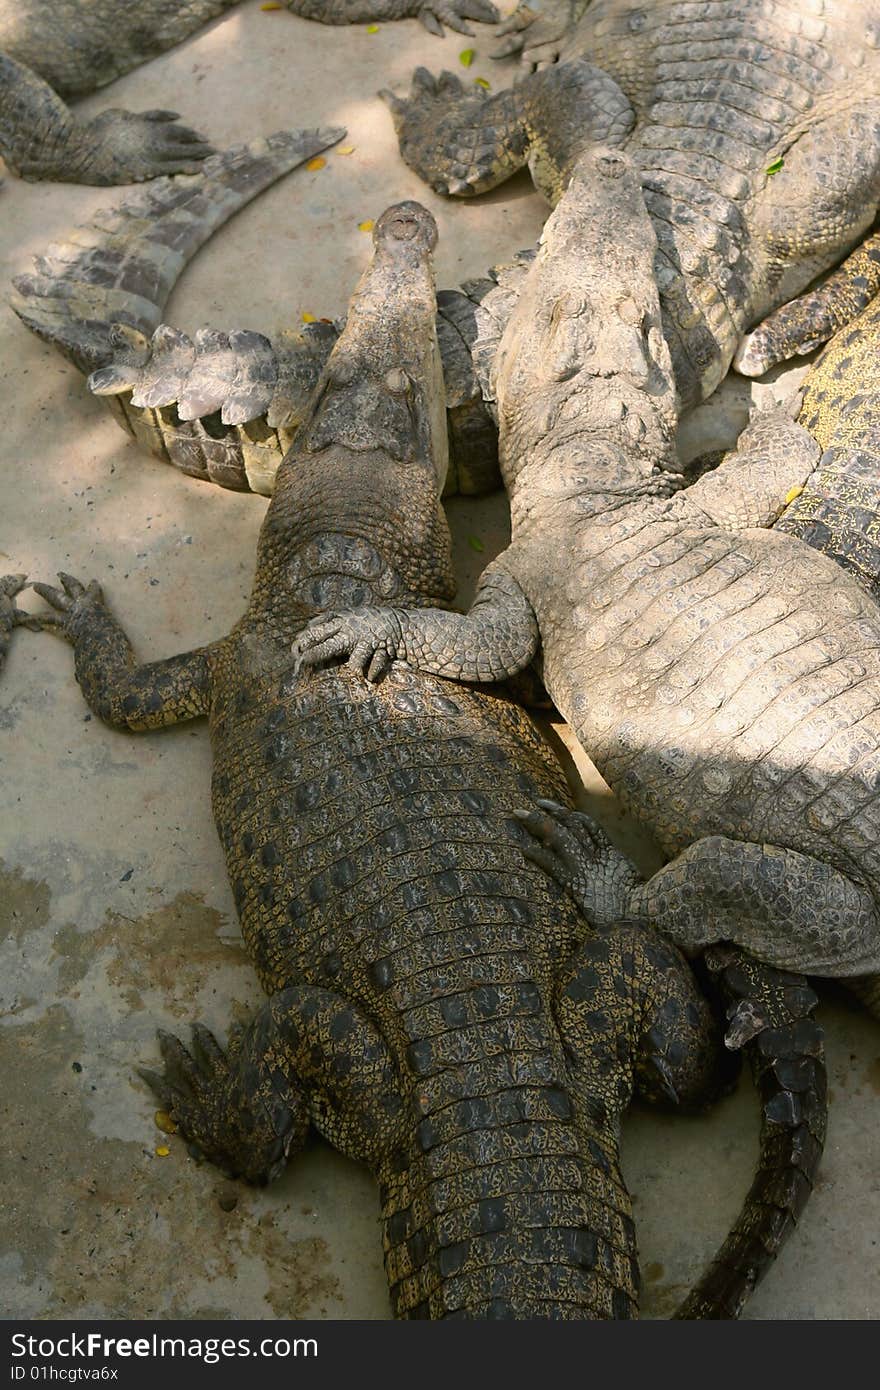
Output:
top-left (518, 801), bottom-right (880, 977)
top-left (676, 399), bottom-right (820, 532)
top-left (286, 0), bottom-right (498, 35)
top-left (293, 555), bottom-right (538, 683)
top-left (558, 922), bottom-right (726, 1115)
top-left (30, 573), bottom-right (213, 730)
top-left (141, 987), bottom-right (404, 1183)
top-left (735, 229), bottom-right (880, 378)
top-left (0, 53), bottom-right (215, 185)
top-left (0, 574), bottom-right (37, 669)
top-left (491, 0), bottom-right (582, 69)
top-left (382, 59), bottom-right (634, 201)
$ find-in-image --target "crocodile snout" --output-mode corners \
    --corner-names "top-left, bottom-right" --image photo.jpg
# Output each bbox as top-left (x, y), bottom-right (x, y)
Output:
top-left (375, 200), bottom-right (438, 254)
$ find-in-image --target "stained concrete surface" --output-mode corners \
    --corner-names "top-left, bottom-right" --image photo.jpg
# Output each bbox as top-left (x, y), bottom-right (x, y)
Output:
top-left (0, 0), bottom-right (878, 1322)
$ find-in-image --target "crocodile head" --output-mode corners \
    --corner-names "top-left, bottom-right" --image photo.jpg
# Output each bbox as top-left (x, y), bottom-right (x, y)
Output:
top-left (253, 201), bottom-right (456, 627)
top-left (492, 146), bottom-right (681, 504)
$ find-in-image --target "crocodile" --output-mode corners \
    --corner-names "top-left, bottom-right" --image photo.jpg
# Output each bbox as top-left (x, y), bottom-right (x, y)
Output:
top-left (293, 145), bottom-right (880, 1001)
top-left (21, 195), bottom-right (827, 1320)
top-left (15, 0), bottom-right (880, 502)
top-left (379, 0), bottom-right (880, 417)
top-left (0, 0), bottom-right (494, 188)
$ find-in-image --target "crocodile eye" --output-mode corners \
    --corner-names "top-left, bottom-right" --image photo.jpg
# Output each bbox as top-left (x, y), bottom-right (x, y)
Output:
top-left (550, 292), bottom-right (588, 328)
top-left (384, 367), bottom-right (411, 394)
top-left (329, 356), bottom-right (356, 386)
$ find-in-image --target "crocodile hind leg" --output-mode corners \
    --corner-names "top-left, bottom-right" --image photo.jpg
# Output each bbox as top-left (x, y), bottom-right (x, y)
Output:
top-left (491, 0), bottom-right (583, 69)
top-left (382, 59), bottom-right (634, 201)
top-left (141, 987), bottom-right (404, 1182)
top-left (518, 801), bottom-right (880, 977)
top-left (557, 923), bottom-right (728, 1115)
top-left (0, 574), bottom-right (38, 670)
top-left (0, 53), bottom-right (214, 185)
top-left (29, 573), bottom-right (213, 730)
top-left (286, 0), bottom-right (498, 36)
top-left (678, 398), bottom-right (821, 531)
top-left (735, 229), bottom-right (880, 378)
top-left (381, 69), bottom-right (527, 196)
top-left (532, 821), bottom-right (828, 1318)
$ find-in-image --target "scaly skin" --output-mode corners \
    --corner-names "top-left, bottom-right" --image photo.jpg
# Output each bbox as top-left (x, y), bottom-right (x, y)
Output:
top-left (0, 574), bottom-right (34, 669)
top-left (9, 153), bottom-right (499, 498)
top-left (295, 147), bottom-right (880, 989)
top-left (735, 228), bottom-right (880, 378)
top-left (0, 0), bottom-right (245, 185)
top-left (0, 0), bottom-right (497, 185)
top-left (382, 0), bottom-right (880, 412)
top-left (727, 291), bottom-right (880, 603)
top-left (27, 200), bottom-right (737, 1320)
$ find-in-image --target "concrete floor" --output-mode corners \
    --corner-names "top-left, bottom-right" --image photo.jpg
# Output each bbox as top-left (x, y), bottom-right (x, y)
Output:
top-left (1, 1), bottom-right (878, 1321)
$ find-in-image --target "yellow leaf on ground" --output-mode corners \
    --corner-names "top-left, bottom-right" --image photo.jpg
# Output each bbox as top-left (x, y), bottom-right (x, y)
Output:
top-left (459, 48), bottom-right (475, 66)
top-left (785, 484), bottom-right (804, 504)
top-left (155, 1145), bottom-right (170, 1158)
top-left (260, 2), bottom-right (283, 9)
top-left (336, 146), bottom-right (356, 156)
top-left (366, 23), bottom-right (379, 32)
top-left (358, 219), bottom-right (374, 232)
top-left (474, 77), bottom-right (491, 89)
top-left (155, 1110), bottom-right (178, 1135)
top-left (306, 157), bottom-right (326, 172)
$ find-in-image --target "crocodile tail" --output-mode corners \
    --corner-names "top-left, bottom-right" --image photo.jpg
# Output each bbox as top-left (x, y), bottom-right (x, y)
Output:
top-left (8, 127), bottom-right (345, 374)
top-left (675, 948), bottom-right (827, 1320)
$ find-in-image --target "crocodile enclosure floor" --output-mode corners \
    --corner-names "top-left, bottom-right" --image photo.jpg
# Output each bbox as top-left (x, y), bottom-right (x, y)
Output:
top-left (1, 0), bottom-right (878, 1320)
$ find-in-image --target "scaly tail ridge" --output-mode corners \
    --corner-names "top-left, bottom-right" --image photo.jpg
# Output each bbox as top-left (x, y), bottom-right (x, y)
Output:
top-left (677, 947), bottom-right (827, 1320)
top-left (9, 128), bottom-right (346, 373)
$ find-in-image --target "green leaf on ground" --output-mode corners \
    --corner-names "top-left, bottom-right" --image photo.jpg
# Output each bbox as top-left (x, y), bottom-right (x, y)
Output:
top-left (467, 535), bottom-right (485, 552)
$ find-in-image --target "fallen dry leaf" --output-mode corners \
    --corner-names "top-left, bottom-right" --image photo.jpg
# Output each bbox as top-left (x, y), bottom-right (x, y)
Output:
top-left (459, 48), bottom-right (475, 66)
top-left (302, 312), bottom-right (317, 323)
top-left (155, 1110), bottom-right (178, 1135)
top-left (336, 146), bottom-right (356, 156)
top-left (155, 1145), bottom-right (170, 1158)
top-left (358, 219), bottom-right (375, 232)
top-left (306, 156), bottom-right (326, 172)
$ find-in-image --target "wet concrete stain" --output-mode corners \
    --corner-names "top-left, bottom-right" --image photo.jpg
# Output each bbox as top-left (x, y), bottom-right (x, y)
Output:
top-left (0, 1005), bottom-right (344, 1317)
top-left (0, 861), bottom-right (52, 947)
top-left (52, 891), bottom-right (247, 1015)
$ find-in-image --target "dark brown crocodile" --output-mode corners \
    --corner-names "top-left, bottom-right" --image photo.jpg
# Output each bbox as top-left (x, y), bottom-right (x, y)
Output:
top-left (24, 197), bottom-right (825, 1319)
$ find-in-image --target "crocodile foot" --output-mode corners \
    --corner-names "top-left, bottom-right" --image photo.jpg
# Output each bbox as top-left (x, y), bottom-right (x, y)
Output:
top-left (292, 606), bottom-right (403, 681)
top-left (0, 574), bottom-right (39, 661)
top-left (140, 1023), bottom-right (309, 1186)
top-left (380, 68), bottom-right (516, 197)
top-left (416, 0), bottom-right (499, 37)
top-left (491, 0), bottom-right (573, 68)
top-left (29, 572), bottom-right (104, 641)
top-left (514, 798), bottom-right (642, 928)
top-left (70, 108), bottom-right (215, 185)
